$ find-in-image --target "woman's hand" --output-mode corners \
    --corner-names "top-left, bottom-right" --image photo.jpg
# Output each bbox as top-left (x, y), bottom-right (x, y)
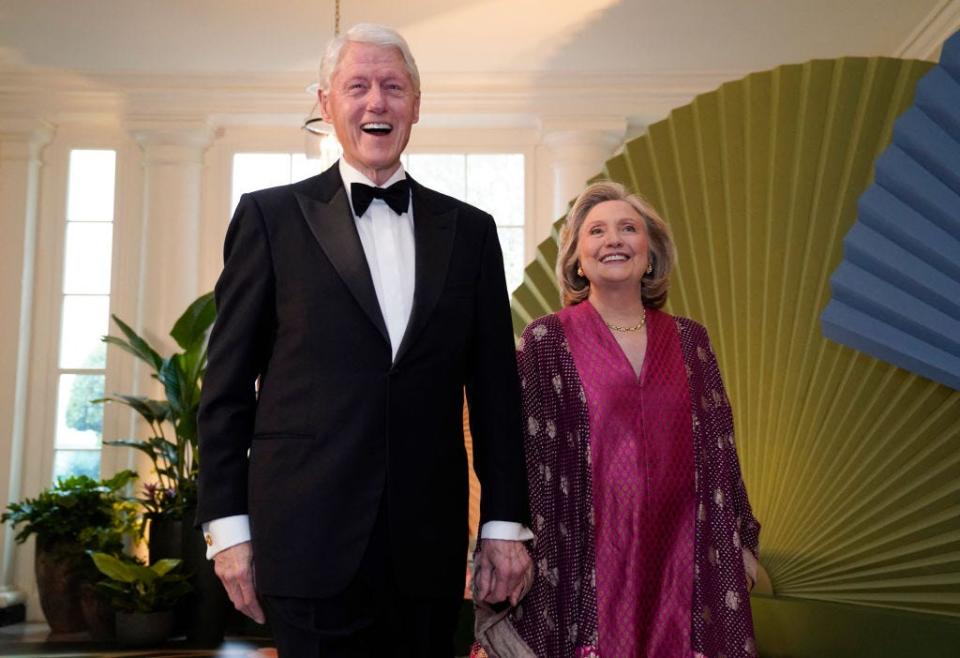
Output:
top-left (742, 547), bottom-right (758, 593)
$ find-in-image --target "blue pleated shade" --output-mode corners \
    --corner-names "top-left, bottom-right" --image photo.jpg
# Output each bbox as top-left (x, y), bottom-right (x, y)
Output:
top-left (821, 30), bottom-right (960, 391)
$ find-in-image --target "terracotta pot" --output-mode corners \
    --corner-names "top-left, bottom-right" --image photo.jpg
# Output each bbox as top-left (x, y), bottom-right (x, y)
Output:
top-left (115, 610), bottom-right (175, 646)
top-left (34, 543), bottom-right (86, 633)
top-left (79, 582), bottom-right (114, 641)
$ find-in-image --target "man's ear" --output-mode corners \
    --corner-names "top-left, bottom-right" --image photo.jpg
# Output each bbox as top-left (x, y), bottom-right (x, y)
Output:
top-left (318, 89), bottom-right (331, 122)
top-left (412, 92), bottom-right (421, 124)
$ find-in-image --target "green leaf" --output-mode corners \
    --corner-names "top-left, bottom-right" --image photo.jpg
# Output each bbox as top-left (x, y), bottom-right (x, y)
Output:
top-left (146, 437), bottom-right (178, 467)
top-left (103, 439), bottom-right (160, 461)
top-left (157, 580), bottom-right (193, 607)
top-left (170, 292), bottom-right (216, 351)
top-left (95, 395), bottom-right (170, 424)
top-left (172, 353), bottom-right (201, 410)
top-left (102, 470), bottom-right (137, 492)
top-left (178, 347), bottom-right (204, 397)
top-left (150, 558), bottom-right (182, 577)
top-left (91, 552), bottom-right (142, 583)
top-left (97, 580), bottom-right (128, 594)
top-left (159, 358), bottom-right (186, 416)
top-left (105, 315), bottom-right (163, 372)
top-left (175, 413), bottom-right (198, 451)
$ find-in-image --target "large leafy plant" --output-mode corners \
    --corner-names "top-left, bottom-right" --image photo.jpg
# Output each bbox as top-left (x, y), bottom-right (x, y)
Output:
top-left (90, 552), bottom-right (192, 613)
top-left (1, 471), bottom-right (139, 559)
top-left (98, 292), bottom-right (215, 521)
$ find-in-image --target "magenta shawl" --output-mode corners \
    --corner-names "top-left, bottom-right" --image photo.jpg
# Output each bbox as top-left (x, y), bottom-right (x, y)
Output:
top-left (511, 306), bottom-right (760, 658)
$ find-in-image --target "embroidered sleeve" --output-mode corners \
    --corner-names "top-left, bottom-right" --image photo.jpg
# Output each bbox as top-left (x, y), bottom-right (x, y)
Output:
top-left (514, 318), bottom-right (563, 655)
top-left (513, 315), bottom-right (599, 657)
top-left (699, 327), bottom-right (761, 558)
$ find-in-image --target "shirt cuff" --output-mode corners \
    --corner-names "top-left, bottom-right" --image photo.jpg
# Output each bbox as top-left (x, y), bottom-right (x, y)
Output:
top-left (479, 521), bottom-right (535, 542)
top-left (202, 514), bottom-right (251, 559)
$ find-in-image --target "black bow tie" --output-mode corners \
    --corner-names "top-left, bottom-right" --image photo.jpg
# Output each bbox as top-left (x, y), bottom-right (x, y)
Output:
top-left (350, 179), bottom-right (410, 217)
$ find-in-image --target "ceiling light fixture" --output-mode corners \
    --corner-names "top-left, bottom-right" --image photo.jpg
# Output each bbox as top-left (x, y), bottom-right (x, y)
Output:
top-left (303, 0), bottom-right (342, 163)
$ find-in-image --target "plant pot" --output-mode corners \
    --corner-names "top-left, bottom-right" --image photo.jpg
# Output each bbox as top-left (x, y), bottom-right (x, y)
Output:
top-left (34, 543), bottom-right (86, 633)
top-left (180, 504), bottom-right (229, 646)
top-left (115, 610), bottom-right (175, 646)
top-left (148, 516), bottom-right (184, 563)
top-left (79, 582), bottom-right (114, 641)
top-left (148, 515), bottom-right (187, 635)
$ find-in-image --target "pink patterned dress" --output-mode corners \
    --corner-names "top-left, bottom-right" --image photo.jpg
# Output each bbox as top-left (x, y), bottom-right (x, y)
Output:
top-left (500, 302), bottom-right (760, 658)
top-left (562, 301), bottom-right (695, 657)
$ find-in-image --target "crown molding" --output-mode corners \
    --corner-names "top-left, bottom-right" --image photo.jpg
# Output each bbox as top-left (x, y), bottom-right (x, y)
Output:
top-left (895, 0), bottom-right (960, 60)
top-left (0, 68), bottom-right (746, 130)
top-left (0, 117), bottom-right (54, 161)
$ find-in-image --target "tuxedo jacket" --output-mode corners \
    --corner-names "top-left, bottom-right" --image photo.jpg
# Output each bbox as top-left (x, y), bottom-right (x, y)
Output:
top-left (197, 163), bottom-right (528, 599)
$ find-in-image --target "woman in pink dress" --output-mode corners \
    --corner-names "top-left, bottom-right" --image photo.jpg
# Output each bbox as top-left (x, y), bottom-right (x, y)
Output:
top-left (474, 181), bottom-right (760, 658)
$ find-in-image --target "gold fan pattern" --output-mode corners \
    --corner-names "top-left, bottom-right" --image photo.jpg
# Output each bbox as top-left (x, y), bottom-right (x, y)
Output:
top-left (510, 57), bottom-right (960, 617)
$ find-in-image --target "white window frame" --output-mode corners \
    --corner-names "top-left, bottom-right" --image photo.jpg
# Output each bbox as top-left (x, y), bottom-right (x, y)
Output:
top-left (23, 127), bottom-right (144, 492)
top-left (202, 126), bottom-right (540, 294)
top-left (9, 124), bottom-right (146, 620)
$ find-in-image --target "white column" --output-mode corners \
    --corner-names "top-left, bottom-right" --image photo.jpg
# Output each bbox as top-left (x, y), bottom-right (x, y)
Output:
top-left (0, 119), bottom-right (54, 607)
top-left (541, 117), bottom-right (626, 221)
top-left (128, 120), bottom-right (214, 352)
top-left (123, 120), bottom-right (214, 505)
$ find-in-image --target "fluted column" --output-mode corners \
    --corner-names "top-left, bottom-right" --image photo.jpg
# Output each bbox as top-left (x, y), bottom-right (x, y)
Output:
top-left (0, 119), bottom-right (54, 606)
top-left (128, 120), bottom-right (214, 351)
top-left (541, 117), bottom-right (626, 220)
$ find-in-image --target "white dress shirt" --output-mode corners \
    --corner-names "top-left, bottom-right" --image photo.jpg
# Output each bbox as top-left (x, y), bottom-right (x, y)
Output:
top-left (203, 159), bottom-right (532, 558)
top-left (339, 160), bottom-right (415, 359)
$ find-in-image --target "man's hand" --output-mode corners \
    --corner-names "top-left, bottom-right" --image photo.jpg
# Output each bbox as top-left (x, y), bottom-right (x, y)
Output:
top-left (473, 538), bottom-right (533, 607)
top-left (213, 541), bottom-right (265, 624)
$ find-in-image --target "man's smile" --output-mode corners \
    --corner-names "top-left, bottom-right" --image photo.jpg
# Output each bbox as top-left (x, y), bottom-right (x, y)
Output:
top-left (362, 122), bottom-right (393, 135)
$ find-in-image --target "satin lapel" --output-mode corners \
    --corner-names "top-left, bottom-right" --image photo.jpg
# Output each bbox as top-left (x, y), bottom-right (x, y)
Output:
top-left (394, 181), bottom-right (457, 364)
top-left (295, 185), bottom-right (390, 345)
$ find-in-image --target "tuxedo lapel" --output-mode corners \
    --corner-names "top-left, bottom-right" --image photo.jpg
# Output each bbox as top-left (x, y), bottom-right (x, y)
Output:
top-left (295, 170), bottom-right (390, 345)
top-left (394, 178), bottom-right (457, 364)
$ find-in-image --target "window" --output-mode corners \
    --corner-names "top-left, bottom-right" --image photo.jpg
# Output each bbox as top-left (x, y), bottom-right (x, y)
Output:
top-left (231, 152), bottom-right (526, 291)
top-left (231, 153), bottom-right (327, 214)
top-left (52, 150), bottom-right (117, 479)
top-left (406, 153), bottom-right (525, 292)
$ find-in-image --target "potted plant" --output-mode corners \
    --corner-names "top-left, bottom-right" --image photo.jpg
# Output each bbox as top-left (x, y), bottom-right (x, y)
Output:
top-left (97, 291), bottom-right (215, 554)
top-left (76, 491), bottom-right (141, 641)
top-left (1, 471), bottom-right (138, 633)
top-left (89, 552), bottom-right (192, 646)
top-left (98, 292), bottom-right (229, 644)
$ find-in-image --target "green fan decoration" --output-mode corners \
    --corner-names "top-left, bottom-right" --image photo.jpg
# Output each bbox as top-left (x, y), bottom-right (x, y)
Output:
top-left (510, 57), bottom-right (960, 618)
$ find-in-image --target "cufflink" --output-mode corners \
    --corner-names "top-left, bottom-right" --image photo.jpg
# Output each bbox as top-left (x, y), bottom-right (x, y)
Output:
top-left (204, 534), bottom-right (213, 547)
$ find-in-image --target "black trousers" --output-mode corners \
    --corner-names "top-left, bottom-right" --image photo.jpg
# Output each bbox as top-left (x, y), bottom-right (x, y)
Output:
top-left (262, 497), bottom-right (463, 658)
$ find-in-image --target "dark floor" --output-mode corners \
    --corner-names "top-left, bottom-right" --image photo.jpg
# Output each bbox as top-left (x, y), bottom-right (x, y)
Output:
top-left (0, 622), bottom-right (475, 657)
top-left (0, 595), bottom-right (477, 657)
top-left (0, 623), bottom-right (275, 658)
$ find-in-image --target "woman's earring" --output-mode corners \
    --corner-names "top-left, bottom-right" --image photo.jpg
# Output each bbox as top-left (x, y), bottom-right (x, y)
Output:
top-left (646, 262), bottom-right (653, 274)
top-left (577, 265), bottom-right (584, 278)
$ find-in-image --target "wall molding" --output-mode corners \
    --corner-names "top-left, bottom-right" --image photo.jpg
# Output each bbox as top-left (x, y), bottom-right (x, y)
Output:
top-left (895, 0), bottom-right (960, 60)
top-left (0, 68), bottom-right (747, 130)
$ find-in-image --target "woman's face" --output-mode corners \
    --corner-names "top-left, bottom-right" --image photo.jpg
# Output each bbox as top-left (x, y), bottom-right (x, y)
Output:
top-left (576, 199), bottom-right (650, 295)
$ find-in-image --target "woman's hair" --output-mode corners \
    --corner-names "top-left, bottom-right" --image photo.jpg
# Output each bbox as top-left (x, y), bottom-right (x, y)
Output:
top-left (556, 180), bottom-right (676, 308)
top-left (319, 23), bottom-right (421, 93)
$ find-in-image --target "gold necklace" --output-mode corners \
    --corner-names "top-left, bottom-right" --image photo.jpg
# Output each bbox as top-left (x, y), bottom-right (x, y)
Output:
top-left (604, 308), bottom-right (646, 332)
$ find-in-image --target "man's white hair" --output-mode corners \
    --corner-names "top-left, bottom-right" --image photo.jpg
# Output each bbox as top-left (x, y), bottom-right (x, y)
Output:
top-left (319, 23), bottom-right (421, 93)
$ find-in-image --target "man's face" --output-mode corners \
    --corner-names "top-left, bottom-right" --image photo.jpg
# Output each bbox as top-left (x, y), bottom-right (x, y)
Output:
top-left (320, 41), bottom-right (420, 185)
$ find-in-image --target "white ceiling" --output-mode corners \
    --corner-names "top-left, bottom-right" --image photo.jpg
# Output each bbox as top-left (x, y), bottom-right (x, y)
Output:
top-left (1, 0), bottom-right (955, 131)
top-left (0, 0), bottom-right (950, 77)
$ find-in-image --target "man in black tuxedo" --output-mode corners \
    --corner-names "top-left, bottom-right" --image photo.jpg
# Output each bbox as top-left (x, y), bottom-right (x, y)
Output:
top-left (196, 23), bottom-right (533, 657)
